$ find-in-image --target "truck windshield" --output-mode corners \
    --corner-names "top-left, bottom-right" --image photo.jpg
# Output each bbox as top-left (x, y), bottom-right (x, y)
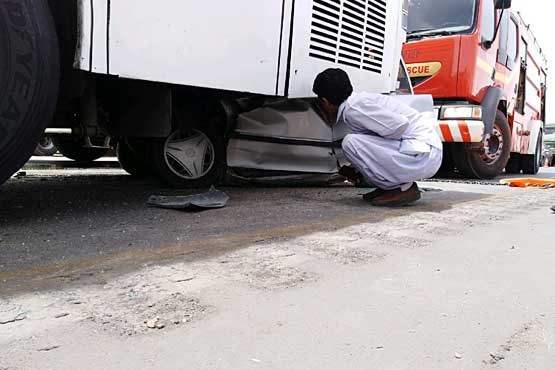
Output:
top-left (407, 0), bottom-right (477, 37)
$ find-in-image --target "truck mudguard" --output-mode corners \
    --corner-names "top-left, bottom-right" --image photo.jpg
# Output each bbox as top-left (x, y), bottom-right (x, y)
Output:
top-left (482, 86), bottom-right (506, 138)
top-left (527, 120), bottom-right (544, 155)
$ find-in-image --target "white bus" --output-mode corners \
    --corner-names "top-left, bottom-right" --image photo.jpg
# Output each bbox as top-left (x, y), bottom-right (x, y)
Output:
top-left (1, 0), bottom-right (408, 187)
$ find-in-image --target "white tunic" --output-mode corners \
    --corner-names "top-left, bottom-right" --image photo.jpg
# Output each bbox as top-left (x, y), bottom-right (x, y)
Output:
top-left (338, 92), bottom-right (443, 191)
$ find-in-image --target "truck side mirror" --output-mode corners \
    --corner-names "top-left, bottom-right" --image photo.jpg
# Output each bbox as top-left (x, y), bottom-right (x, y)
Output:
top-left (495, 0), bottom-right (511, 9)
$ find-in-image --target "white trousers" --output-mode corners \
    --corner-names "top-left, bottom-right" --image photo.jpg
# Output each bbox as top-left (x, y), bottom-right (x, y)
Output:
top-left (342, 134), bottom-right (443, 191)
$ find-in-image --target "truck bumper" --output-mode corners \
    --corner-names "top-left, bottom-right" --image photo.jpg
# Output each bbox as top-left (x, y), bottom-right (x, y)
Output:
top-left (435, 120), bottom-right (484, 143)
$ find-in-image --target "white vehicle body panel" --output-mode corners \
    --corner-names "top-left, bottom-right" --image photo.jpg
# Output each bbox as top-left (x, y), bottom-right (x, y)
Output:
top-left (76, 0), bottom-right (405, 97)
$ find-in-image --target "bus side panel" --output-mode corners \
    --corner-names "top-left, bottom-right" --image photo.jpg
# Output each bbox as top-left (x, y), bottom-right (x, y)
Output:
top-left (78, 0), bottom-right (287, 96)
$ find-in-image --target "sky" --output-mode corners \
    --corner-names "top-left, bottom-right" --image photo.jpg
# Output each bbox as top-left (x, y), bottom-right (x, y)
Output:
top-left (513, 0), bottom-right (552, 121)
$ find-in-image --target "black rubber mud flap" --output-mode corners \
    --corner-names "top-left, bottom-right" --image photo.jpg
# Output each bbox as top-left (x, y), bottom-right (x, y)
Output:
top-left (0, 0), bottom-right (60, 185)
top-left (482, 86), bottom-right (506, 138)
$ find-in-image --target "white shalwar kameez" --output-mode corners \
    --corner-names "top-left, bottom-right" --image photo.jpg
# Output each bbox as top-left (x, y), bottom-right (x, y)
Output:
top-left (339, 92), bottom-right (443, 191)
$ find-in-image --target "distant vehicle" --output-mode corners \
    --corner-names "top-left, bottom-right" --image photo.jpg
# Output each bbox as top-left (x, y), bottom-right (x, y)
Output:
top-left (544, 123), bottom-right (555, 167)
top-left (1, 0), bottom-right (409, 188)
top-left (403, 0), bottom-right (548, 178)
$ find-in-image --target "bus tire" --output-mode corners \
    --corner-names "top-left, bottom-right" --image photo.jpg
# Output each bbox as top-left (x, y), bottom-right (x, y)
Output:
top-left (453, 111), bottom-right (511, 179)
top-left (0, 0), bottom-right (59, 185)
top-left (117, 140), bottom-right (150, 177)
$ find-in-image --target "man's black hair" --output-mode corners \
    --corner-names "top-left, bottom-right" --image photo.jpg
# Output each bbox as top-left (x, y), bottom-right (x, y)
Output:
top-left (312, 68), bottom-right (353, 106)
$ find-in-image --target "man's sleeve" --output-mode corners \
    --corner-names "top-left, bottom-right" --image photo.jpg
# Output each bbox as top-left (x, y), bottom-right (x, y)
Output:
top-left (345, 100), bottom-right (409, 139)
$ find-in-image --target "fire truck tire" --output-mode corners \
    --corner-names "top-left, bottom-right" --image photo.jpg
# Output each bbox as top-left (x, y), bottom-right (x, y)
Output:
top-left (505, 154), bottom-right (521, 174)
top-left (453, 111), bottom-right (511, 179)
top-left (521, 131), bottom-right (542, 175)
top-left (117, 140), bottom-right (150, 177)
top-left (0, 0), bottom-right (60, 185)
top-left (52, 136), bottom-right (109, 162)
top-left (147, 124), bottom-right (226, 188)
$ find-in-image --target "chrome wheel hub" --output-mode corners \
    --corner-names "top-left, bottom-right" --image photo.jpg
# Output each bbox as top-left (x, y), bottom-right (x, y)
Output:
top-left (164, 130), bottom-right (215, 180)
top-left (481, 126), bottom-right (504, 164)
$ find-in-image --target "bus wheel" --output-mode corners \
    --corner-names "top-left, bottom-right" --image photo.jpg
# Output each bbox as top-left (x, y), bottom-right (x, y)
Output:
top-left (117, 140), bottom-right (150, 177)
top-left (453, 111), bottom-right (511, 179)
top-left (521, 131), bottom-right (543, 175)
top-left (0, 0), bottom-right (60, 184)
top-left (148, 125), bottom-right (226, 188)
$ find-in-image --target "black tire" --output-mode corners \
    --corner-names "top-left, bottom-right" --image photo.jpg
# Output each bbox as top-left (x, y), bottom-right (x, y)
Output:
top-left (521, 131), bottom-right (542, 175)
top-left (148, 123), bottom-right (226, 188)
top-left (34, 135), bottom-right (57, 156)
top-left (434, 143), bottom-right (455, 177)
top-left (52, 136), bottom-right (109, 162)
top-left (453, 111), bottom-right (511, 179)
top-left (505, 153), bottom-right (521, 174)
top-left (0, 0), bottom-right (60, 184)
top-left (116, 140), bottom-right (150, 177)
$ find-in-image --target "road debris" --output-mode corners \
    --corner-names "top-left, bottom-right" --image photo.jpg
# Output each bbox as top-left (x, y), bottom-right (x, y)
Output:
top-left (489, 352), bottom-right (506, 364)
top-left (147, 186), bottom-right (229, 211)
top-left (251, 358), bottom-right (262, 363)
top-left (454, 352), bottom-right (463, 359)
top-left (174, 277), bottom-right (196, 283)
top-left (145, 318), bottom-right (165, 329)
top-left (37, 345), bottom-right (60, 352)
top-left (0, 313), bottom-right (26, 325)
top-left (54, 313), bottom-right (70, 319)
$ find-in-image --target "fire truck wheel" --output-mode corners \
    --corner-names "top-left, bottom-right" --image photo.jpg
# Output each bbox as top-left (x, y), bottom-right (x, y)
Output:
top-left (116, 140), bottom-right (150, 177)
top-left (0, 0), bottom-right (60, 185)
top-left (147, 125), bottom-right (226, 188)
top-left (453, 111), bottom-right (511, 179)
top-left (521, 131), bottom-right (543, 175)
top-left (505, 154), bottom-right (521, 174)
top-left (52, 136), bottom-right (109, 162)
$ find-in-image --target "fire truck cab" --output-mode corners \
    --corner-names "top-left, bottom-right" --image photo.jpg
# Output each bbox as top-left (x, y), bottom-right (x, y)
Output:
top-left (403, 0), bottom-right (547, 178)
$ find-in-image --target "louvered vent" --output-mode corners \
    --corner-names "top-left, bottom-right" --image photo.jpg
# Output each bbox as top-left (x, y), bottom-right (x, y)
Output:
top-left (309, 0), bottom-right (387, 74)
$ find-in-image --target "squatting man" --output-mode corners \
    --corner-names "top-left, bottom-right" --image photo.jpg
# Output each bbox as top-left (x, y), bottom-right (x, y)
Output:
top-left (313, 68), bottom-right (443, 207)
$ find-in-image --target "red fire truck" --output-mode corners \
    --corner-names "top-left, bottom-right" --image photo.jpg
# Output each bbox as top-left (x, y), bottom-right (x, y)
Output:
top-left (403, 0), bottom-right (547, 178)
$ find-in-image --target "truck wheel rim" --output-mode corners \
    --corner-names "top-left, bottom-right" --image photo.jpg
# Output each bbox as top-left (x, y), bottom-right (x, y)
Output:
top-left (481, 127), bottom-right (503, 164)
top-left (164, 130), bottom-right (215, 180)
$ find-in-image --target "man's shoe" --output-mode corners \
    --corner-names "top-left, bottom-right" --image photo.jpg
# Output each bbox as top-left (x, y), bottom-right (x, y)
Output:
top-left (362, 188), bottom-right (385, 202)
top-left (371, 183), bottom-right (421, 207)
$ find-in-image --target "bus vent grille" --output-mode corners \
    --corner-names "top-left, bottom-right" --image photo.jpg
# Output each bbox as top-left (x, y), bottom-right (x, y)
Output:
top-left (309, 0), bottom-right (387, 74)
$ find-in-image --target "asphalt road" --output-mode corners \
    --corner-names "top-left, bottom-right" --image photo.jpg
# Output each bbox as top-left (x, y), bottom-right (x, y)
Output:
top-left (1, 166), bottom-right (553, 280)
top-left (0, 167), bottom-right (490, 292)
top-left (2, 166), bottom-right (555, 370)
